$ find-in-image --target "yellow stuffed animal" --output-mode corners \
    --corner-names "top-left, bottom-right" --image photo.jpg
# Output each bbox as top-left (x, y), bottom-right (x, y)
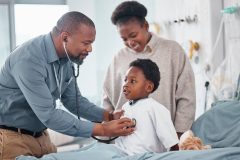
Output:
top-left (179, 130), bottom-right (211, 150)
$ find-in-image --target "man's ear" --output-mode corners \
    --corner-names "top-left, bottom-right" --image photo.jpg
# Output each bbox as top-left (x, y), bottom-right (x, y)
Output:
top-left (60, 31), bottom-right (69, 43)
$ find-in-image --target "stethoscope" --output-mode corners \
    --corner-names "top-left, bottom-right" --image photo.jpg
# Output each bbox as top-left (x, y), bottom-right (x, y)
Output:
top-left (55, 42), bottom-right (137, 143)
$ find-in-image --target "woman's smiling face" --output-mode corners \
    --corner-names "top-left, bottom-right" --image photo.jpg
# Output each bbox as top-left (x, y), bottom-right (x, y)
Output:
top-left (117, 19), bottom-right (150, 53)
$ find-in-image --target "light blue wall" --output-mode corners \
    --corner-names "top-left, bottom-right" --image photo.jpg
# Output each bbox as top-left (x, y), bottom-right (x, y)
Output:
top-left (95, 0), bottom-right (156, 103)
top-left (67, 1), bottom-right (239, 119)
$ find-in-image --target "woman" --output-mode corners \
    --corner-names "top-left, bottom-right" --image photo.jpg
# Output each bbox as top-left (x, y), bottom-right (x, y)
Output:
top-left (102, 1), bottom-right (196, 139)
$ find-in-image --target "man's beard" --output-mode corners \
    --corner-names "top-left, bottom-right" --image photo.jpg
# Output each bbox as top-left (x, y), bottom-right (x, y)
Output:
top-left (63, 43), bottom-right (84, 66)
top-left (70, 56), bottom-right (83, 65)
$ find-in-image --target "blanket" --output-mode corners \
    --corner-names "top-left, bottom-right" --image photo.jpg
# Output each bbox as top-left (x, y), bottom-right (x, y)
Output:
top-left (192, 100), bottom-right (240, 148)
top-left (17, 143), bottom-right (240, 160)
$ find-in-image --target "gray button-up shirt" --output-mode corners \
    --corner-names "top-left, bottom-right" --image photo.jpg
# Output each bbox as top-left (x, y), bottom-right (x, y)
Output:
top-left (0, 33), bottom-right (104, 137)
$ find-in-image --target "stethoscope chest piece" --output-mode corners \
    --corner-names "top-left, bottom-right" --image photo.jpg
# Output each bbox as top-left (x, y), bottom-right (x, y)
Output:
top-left (132, 118), bottom-right (137, 128)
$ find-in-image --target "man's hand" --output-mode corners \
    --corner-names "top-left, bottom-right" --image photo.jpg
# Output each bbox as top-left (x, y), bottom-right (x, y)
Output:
top-left (92, 117), bottom-right (135, 137)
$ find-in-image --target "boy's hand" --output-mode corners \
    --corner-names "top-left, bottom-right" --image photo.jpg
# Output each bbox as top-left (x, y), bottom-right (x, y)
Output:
top-left (112, 110), bottom-right (124, 120)
top-left (103, 110), bottom-right (124, 121)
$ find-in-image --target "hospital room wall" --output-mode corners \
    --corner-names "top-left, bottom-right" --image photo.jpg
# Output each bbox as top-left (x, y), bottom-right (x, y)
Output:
top-left (67, 0), bottom-right (156, 104)
top-left (153, 0), bottom-right (224, 118)
top-left (218, 0), bottom-right (240, 100)
top-left (67, 0), bottom-right (227, 118)
top-left (155, 0), bottom-right (240, 115)
top-left (0, 4), bottom-right (11, 67)
top-left (224, 0), bottom-right (240, 46)
top-left (223, 0), bottom-right (240, 69)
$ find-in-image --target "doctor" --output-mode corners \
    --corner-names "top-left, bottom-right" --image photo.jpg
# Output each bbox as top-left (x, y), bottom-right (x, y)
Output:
top-left (0, 11), bottom-right (134, 159)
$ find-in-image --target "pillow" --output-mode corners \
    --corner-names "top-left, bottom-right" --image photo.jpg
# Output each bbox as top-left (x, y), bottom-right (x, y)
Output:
top-left (191, 100), bottom-right (240, 148)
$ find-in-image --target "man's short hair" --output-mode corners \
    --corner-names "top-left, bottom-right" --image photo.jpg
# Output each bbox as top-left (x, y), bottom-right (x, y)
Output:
top-left (54, 11), bottom-right (95, 34)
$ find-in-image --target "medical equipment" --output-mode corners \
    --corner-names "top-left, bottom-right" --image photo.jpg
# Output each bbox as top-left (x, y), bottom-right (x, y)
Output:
top-left (91, 118), bottom-right (136, 143)
top-left (206, 5), bottom-right (240, 76)
top-left (204, 81), bottom-right (209, 112)
top-left (63, 41), bottom-right (83, 66)
top-left (131, 118), bottom-right (137, 127)
top-left (189, 41), bottom-right (199, 60)
top-left (63, 42), bottom-right (137, 143)
top-left (221, 6), bottom-right (240, 14)
top-left (234, 75), bottom-right (240, 101)
top-left (18, 103), bottom-right (240, 160)
top-left (63, 42), bottom-right (81, 119)
top-left (172, 14), bottom-right (198, 24)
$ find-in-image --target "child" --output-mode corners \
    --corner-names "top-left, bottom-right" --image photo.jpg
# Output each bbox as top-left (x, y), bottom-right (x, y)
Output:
top-left (114, 59), bottom-right (179, 155)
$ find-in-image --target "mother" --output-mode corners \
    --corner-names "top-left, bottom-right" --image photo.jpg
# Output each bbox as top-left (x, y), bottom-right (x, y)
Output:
top-left (102, 1), bottom-right (196, 139)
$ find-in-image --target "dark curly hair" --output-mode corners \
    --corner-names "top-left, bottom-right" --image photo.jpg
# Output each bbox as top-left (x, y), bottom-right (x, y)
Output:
top-left (111, 1), bottom-right (147, 25)
top-left (129, 59), bottom-right (160, 93)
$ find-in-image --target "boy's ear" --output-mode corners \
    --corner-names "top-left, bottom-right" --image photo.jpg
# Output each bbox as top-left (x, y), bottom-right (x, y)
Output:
top-left (146, 81), bottom-right (154, 93)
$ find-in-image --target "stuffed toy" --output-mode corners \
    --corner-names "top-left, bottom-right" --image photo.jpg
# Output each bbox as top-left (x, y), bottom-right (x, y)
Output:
top-left (179, 130), bottom-right (211, 150)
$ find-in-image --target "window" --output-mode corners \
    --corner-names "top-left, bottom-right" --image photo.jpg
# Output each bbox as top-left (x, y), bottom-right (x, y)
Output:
top-left (0, 4), bottom-right (11, 67)
top-left (14, 4), bottom-right (99, 104)
top-left (14, 4), bottom-right (68, 46)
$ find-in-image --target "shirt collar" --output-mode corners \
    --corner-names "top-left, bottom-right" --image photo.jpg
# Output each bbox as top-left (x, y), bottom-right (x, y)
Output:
top-left (146, 32), bottom-right (158, 52)
top-left (129, 100), bottom-right (138, 106)
top-left (44, 32), bottom-right (60, 64)
top-left (129, 97), bottom-right (149, 106)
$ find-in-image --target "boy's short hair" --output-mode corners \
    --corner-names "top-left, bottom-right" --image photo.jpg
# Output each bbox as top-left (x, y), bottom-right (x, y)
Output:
top-left (129, 59), bottom-right (160, 93)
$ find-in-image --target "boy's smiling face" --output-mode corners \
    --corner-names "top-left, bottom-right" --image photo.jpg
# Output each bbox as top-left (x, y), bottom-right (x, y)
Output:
top-left (123, 66), bottom-right (154, 100)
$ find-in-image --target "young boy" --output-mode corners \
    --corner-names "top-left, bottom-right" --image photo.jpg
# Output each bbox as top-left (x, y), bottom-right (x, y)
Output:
top-left (114, 59), bottom-right (179, 155)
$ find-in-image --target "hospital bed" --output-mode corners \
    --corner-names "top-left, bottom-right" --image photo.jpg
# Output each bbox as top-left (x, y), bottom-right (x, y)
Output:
top-left (17, 98), bottom-right (240, 160)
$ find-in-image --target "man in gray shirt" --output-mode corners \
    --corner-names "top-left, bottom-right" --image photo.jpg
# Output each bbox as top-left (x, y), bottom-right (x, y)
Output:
top-left (0, 11), bottom-right (134, 159)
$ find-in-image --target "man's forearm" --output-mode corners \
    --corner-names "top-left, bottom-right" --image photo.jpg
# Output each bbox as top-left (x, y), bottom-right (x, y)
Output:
top-left (92, 123), bottom-right (105, 136)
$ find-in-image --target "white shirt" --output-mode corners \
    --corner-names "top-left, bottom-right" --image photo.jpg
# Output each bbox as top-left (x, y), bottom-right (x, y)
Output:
top-left (115, 98), bottom-right (179, 155)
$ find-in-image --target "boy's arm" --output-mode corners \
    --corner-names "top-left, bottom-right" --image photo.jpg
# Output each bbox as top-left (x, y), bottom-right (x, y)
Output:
top-left (170, 144), bottom-right (179, 151)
